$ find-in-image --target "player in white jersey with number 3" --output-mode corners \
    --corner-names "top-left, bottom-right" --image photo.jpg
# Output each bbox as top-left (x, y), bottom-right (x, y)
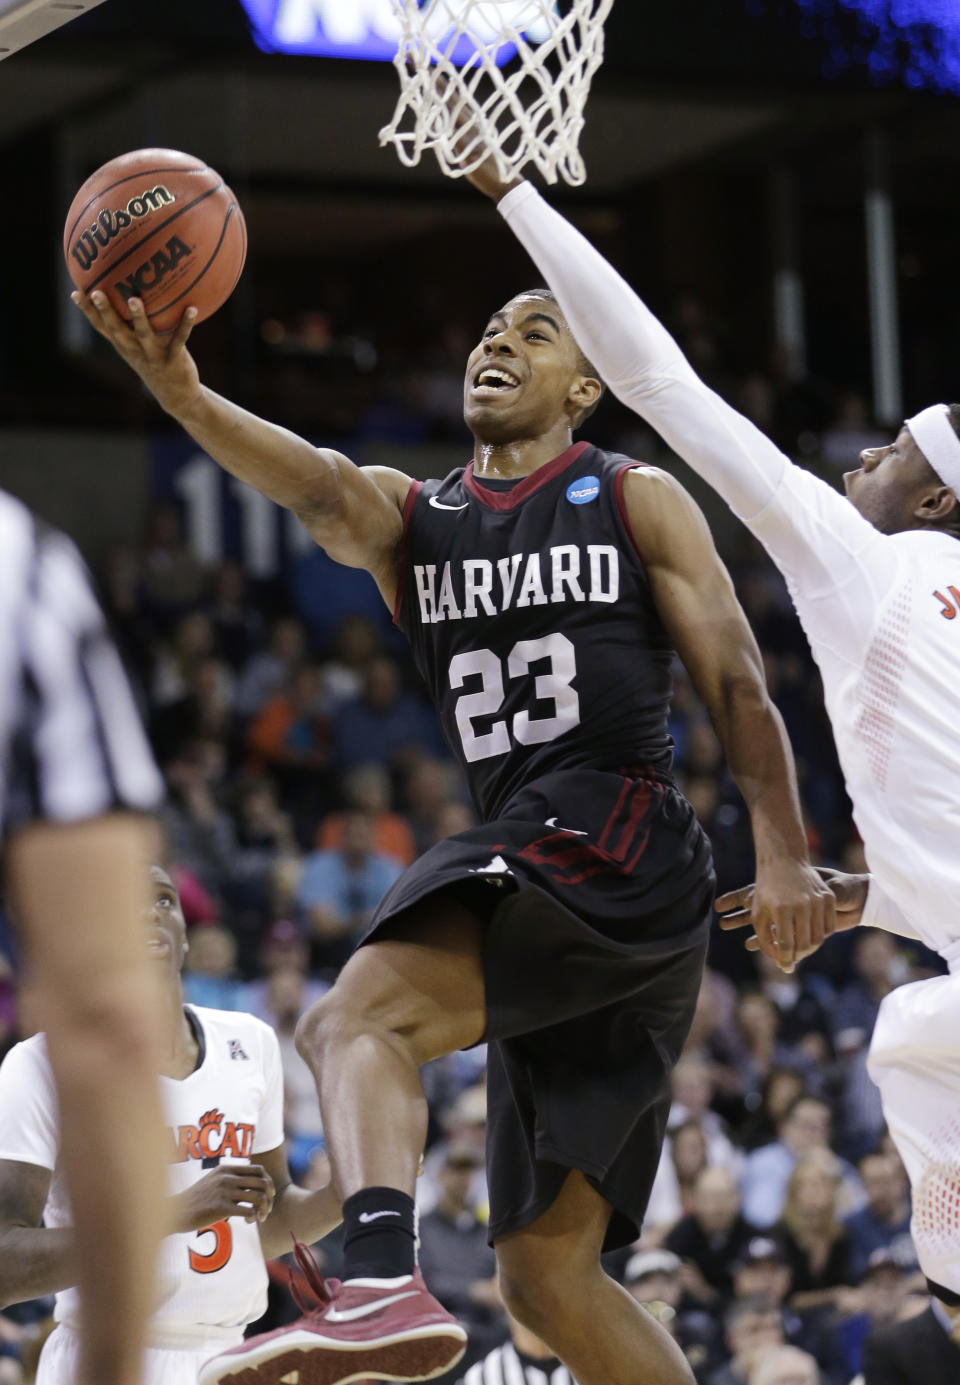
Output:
top-left (467, 155), bottom-right (960, 1310)
top-left (0, 866), bottom-right (339, 1385)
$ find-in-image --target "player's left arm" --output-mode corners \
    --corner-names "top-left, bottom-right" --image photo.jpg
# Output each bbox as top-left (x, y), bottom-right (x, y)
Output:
top-left (624, 467), bottom-right (835, 971)
top-left (254, 1145), bottom-right (341, 1259)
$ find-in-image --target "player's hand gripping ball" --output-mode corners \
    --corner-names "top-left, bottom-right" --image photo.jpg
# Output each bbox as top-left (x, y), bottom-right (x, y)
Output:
top-left (63, 148), bottom-right (246, 332)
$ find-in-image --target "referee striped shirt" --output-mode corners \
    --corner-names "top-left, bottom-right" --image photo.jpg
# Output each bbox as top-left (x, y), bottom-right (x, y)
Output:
top-left (459, 1343), bottom-right (577, 1385)
top-left (0, 491), bottom-right (162, 834)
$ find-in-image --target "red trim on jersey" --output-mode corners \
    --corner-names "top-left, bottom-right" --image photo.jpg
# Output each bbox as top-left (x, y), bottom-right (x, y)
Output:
top-left (614, 462), bottom-right (649, 567)
top-left (392, 480), bottom-right (423, 627)
top-left (464, 440), bottom-right (591, 511)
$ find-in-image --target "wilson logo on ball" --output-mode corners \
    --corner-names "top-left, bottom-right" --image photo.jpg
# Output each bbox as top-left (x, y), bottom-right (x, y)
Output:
top-left (70, 184), bottom-right (177, 272)
top-left (113, 235), bottom-right (192, 303)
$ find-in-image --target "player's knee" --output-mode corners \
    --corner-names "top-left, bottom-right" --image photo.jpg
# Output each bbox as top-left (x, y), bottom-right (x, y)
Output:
top-left (294, 990), bottom-right (345, 1066)
top-left (498, 1259), bottom-right (569, 1337)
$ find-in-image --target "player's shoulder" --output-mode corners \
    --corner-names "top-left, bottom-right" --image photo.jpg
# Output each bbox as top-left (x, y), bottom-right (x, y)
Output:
top-left (359, 465), bottom-right (417, 510)
top-left (0, 1032), bottom-right (53, 1084)
top-left (887, 526), bottom-right (960, 562)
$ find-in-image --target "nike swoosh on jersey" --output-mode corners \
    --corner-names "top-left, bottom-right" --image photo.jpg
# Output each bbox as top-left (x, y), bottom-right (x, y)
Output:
top-left (428, 496), bottom-right (469, 511)
top-left (545, 817), bottom-right (588, 836)
top-left (358, 1210), bottom-right (402, 1223)
top-left (325, 1291), bottom-right (419, 1323)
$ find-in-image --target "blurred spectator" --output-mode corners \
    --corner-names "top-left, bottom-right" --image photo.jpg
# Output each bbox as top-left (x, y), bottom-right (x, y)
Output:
top-left (708, 1297), bottom-right (786, 1385)
top-left (139, 500), bottom-right (207, 620)
top-left (208, 560), bottom-right (264, 670)
top-left (843, 1151), bottom-right (915, 1283)
top-left (152, 656), bottom-right (236, 766)
top-left (405, 757), bottom-right (468, 854)
top-left (333, 656), bottom-right (445, 772)
top-left (420, 1084), bottom-right (489, 1219)
top-left (722, 991), bottom-right (818, 1114)
top-left (741, 1096), bottom-right (861, 1230)
top-left (263, 966), bottom-right (328, 1177)
top-left (247, 663), bottom-right (330, 779)
top-left (835, 1249), bottom-right (911, 1381)
top-left (293, 809), bottom-right (403, 969)
top-left (181, 925), bottom-right (251, 1012)
top-left (831, 931), bottom-right (906, 1053)
top-left (417, 1146), bottom-right (502, 1360)
top-left (753, 953), bottom-right (832, 1059)
top-left (318, 763), bottom-right (415, 866)
top-left (777, 1149), bottom-right (854, 1314)
top-left (738, 1069), bottom-right (808, 1154)
top-left (247, 920), bottom-right (328, 1024)
top-left (645, 1120), bottom-right (711, 1235)
top-left (150, 611), bottom-right (216, 708)
top-left (747, 1345), bottom-right (818, 1385)
top-left (235, 617), bottom-right (308, 717)
top-left (860, 1297), bottom-right (960, 1385)
top-left (320, 615), bottom-right (382, 710)
top-left (666, 1167), bottom-right (759, 1303)
top-left (669, 1057), bottom-right (739, 1169)
top-left (625, 1247), bottom-right (724, 1380)
top-left (160, 741), bottom-right (236, 898)
top-left (223, 778), bottom-right (300, 950)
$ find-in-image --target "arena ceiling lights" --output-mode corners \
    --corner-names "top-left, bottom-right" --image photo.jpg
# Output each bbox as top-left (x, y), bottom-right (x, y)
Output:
top-left (237, 0), bottom-right (553, 63)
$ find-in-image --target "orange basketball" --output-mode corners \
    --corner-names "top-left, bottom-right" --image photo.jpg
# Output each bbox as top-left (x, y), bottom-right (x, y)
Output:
top-left (63, 148), bottom-right (247, 333)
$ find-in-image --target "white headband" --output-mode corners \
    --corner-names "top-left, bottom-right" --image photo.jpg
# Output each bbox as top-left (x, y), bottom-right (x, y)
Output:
top-left (906, 404), bottom-right (960, 493)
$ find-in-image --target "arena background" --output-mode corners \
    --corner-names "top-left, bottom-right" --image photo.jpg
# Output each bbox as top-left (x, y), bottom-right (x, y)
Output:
top-left (0, 3), bottom-right (958, 1382)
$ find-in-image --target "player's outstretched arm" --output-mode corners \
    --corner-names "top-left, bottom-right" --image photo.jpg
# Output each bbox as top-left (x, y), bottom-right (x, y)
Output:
top-left (71, 292), bottom-right (409, 597)
top-left (624, 468), bottom-right (835, 971)
top-left (466, 163), bottom-right (893, 634)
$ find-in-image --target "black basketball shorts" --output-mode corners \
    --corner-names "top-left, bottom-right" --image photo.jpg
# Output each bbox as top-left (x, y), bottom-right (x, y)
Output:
top-left (363, 766), bottom-right (714, 1251)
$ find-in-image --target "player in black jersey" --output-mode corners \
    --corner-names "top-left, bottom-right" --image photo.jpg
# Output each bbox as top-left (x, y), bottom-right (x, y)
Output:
top-left (75, 285), bottom-right (834, 1385)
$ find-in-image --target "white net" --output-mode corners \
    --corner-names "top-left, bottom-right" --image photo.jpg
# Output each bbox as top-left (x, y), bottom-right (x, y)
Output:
top-left (379, 0), bottom-right (613, 187)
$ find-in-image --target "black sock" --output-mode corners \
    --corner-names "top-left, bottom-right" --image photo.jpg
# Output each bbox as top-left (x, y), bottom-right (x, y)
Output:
top-left (341, 1186), bottom-right (417, 1281)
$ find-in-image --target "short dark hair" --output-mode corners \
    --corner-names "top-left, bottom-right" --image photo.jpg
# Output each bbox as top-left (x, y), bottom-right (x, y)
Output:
top-left (521, 287), bottom-right (607, 428)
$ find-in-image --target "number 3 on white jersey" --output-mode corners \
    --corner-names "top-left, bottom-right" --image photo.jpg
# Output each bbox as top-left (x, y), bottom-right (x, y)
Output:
top-left (449, 633), bottom-right (580, 763)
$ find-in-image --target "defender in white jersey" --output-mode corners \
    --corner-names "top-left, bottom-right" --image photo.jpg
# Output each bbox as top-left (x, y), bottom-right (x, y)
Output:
top-left (468, 161), bottom-right (960, 1306)
top-left (0, 867), bottom-right (339, 1385)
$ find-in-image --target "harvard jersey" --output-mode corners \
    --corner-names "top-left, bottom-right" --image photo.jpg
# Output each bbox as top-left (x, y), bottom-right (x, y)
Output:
top-left (0, 1007), bottom-right (284, 1342)
top-left (396, 441), bottom-right (675, 820)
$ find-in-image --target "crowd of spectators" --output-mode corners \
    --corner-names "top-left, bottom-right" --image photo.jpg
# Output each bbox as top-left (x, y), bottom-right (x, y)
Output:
top-left (0, 322), bottom-right (954, 1384)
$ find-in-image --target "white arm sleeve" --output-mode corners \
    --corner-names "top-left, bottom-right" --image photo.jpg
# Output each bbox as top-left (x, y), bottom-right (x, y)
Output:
top-left (499, 183), bottom-right (897, 656)
top-left (0, 1038), bottom-right (59, 1170)
top-left (859, 878), bottom-right (924, 943)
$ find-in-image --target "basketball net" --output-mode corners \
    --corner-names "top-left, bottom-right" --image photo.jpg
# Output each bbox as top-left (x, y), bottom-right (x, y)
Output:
top-left (379, 0), bottom-right (613, 186)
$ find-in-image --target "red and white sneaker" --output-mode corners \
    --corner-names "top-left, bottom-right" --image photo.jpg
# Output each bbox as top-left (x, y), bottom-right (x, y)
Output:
top-left (198, 1242), bottom-right (468, 1385)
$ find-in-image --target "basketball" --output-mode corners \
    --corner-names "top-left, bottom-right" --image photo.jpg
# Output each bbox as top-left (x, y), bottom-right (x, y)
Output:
top-left (63, 148), bottom-right (247, 333)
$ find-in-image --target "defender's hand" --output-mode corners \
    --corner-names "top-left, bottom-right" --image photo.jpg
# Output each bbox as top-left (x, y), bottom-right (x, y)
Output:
top-left (463, 152), bottom-right (524, 204)
top-left (71, 290), bottom-right (201, 418)
top-left (717, 859), bottom-right (837, 972)
top-left (718, 867), bottom-right (866, 969)
top-left (171, 1163), bottom-right (276, 1233)
top-left (437, 75), bottom-right (523, 202)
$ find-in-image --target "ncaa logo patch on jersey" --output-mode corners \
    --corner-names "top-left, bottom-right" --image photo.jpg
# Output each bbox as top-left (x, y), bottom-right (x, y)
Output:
top-left (566, 475), bottom-right (600, 505)
top-left (228, 1039), bottom-right (249, 1061)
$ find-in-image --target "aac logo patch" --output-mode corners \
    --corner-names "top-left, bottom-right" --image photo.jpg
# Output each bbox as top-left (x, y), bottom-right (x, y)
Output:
top-left (566, 475), bottom-right (600, 505)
